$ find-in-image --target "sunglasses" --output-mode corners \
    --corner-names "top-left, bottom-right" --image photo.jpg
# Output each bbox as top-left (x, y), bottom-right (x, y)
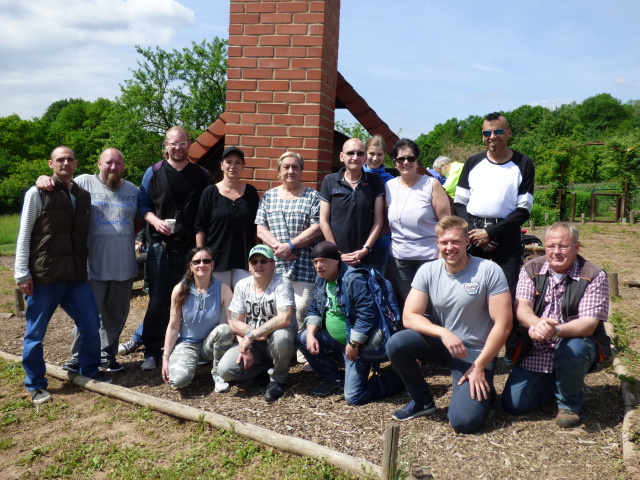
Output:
top-left (343, 150), bottom-right (365, 157)
top-left (395, 156), bottom-right (418, 163)
top-left (250, 259), bottom-right (271, 266)
top-left (191, 258), bottom-right (213, 265)
top-left (482, 129), bottom-right (505, 137)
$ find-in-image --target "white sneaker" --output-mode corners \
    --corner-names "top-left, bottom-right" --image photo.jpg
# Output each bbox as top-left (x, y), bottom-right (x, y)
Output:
top-left (140, 356), bottom-right (157, 370)
top-left (213, 375), bottom-right (230, 393)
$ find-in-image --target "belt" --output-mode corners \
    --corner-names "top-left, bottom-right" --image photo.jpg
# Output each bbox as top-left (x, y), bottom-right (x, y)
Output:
top-left (469, 215), bottom-right (504, 227)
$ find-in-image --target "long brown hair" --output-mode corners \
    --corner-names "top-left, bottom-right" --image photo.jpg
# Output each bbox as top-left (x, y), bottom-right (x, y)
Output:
top-left (174, 247), bottom-right (214, 312)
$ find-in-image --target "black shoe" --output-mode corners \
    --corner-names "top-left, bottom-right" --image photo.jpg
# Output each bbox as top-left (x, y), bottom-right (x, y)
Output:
top-left (62, 359), bottom-right (79, 373)
top-left (250, 371), bottom-right (270, 388)
top-left (312, 379), bottom-right (343, 397)
top-left (89, 372), bottom-right (113, 384)
top-left (118, 339), bottom-right (142, 356)
top-left (264, 382), bottom-right (286, 402)
top-left (99, 360), bottom-right (125, 373)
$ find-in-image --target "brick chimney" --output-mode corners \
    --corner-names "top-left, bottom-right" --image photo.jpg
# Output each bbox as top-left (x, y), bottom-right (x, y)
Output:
top-left (225, 0), bottom-right (340, 191)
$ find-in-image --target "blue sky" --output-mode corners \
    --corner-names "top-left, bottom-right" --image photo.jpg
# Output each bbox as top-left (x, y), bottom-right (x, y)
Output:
top-left (1, 0), bottom-right (639, 139)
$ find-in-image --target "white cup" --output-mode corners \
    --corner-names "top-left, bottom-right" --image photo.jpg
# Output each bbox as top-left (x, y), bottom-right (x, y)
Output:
top-left (165, 219), bottom-right (176, 234)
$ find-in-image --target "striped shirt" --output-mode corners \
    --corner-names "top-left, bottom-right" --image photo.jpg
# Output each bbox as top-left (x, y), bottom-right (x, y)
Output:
top-left (516, 258), bottom-right (609, 373)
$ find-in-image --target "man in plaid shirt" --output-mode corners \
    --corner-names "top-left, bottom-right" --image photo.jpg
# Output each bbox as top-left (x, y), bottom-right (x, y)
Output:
top-left (502, 222), bottom-right (609, 428)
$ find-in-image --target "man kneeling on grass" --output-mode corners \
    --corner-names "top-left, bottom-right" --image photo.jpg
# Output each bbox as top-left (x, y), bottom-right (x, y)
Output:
top-left (386, 216), bottom-right (512, 433)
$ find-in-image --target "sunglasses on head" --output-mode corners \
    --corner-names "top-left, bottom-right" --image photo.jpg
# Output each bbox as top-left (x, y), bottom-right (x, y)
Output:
top-left (250, 259), bottom-right (271, 266)
top-left (482, 129), bottom-right (505, 137)
top-left (192, 258), bottom-right (213, 265)
top-left (343, 150), bottom-right (365, 157)
top-left (395, 156), bottom-right (417, 163)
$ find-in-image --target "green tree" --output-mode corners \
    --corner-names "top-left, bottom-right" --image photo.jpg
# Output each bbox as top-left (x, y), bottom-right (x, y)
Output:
top-left (575, 93), bottom-right (630, 137)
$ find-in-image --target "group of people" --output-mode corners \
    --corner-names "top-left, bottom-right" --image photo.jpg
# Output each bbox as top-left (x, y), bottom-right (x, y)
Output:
top-left (16, 113), bottom-right (609, 434)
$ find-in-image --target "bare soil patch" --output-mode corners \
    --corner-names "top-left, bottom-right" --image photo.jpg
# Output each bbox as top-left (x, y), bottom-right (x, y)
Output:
top-left (1, 222), bottom-right (639, 479)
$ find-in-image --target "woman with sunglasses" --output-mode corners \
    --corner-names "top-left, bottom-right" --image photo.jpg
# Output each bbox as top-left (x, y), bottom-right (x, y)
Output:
top-left (195, 147), bottom-right (259, 288)
top-left (385, 138), bottom-right (451, 302)
top-left (162, 247), bottom-right (235, 393)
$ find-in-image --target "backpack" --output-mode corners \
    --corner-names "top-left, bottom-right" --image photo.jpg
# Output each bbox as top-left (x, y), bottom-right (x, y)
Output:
top-left (342, 267), bottom-right (402, 362)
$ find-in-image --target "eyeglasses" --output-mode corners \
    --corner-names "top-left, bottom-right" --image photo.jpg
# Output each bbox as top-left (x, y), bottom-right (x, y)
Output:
top-left (191, 258), bottom-right (213, 265)
top-left (343, 150), bottom-right (365, 157)
top-left (545, 244), bottom-right (573, 252)
top-left (482, 129), bottom-right (505, 137)
top-left (168, 141), bottom-right (189, 148)
top-left (250, 259), bottom-right (271, 266)
top-left (395, 156), bottom-right (417, 163)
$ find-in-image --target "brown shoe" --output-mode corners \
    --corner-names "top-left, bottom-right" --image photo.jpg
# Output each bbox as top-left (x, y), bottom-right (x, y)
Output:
top-left (556, 408), bottom-right (581, 428)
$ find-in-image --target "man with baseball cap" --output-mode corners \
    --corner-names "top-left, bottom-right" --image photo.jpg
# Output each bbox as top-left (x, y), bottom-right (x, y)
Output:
top-left (217, 245), bottom-right (296, 402)
top-left (298, 241), bottom-right (403, 405)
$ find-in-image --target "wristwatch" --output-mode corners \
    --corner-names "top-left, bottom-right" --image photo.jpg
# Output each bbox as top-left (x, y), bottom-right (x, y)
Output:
top-left (349, 340), bottom-right (360, 349)
top-left (246, 331), bottom-right (255, 342)
top-left (551, 325), bottom-right (561, 341)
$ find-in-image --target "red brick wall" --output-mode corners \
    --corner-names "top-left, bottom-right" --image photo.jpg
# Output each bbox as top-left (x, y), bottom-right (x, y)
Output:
top-left (226, 0), bottom-right (340, 192)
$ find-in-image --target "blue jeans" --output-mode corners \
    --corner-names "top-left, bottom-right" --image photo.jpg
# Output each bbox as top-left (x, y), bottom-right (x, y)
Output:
top-left (298, 329), bottom-right (403, 406)
top-left (386, 329), bottom-right (496, 433)
top-left (502, 337), bottom-right (596, 414)
top-left (23, 281), bottom-right (101, 391)
top-left (142, 241), bottom-right (189, 358)
top-left (367, 236), bottom-right (390, 276)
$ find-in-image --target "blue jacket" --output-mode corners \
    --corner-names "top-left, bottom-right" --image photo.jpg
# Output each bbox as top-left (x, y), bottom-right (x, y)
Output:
top-left (306, 262), bottom-right (378, 344)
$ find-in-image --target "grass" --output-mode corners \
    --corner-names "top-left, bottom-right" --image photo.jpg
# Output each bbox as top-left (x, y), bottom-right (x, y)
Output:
top-left (0, 214), bottom-right (19, 255)
top-left (0, 358), bottom-right (361, 479)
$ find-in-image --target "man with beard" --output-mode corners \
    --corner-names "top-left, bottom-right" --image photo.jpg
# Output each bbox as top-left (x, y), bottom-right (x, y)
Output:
top-left (37, 148), bottom-right (140, 373)
top-left (136, 126), bottom-right (212, 370)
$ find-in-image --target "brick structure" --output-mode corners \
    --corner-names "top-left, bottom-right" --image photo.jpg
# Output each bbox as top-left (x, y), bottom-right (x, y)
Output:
top-left (189, 0), bottom-right (398, 192)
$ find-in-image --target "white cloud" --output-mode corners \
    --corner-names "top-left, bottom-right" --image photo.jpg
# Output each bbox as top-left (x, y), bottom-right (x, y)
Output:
top-left (473, 64), bottom-right (501, 73)
top-left (528, 98), bottom-right (576, 110)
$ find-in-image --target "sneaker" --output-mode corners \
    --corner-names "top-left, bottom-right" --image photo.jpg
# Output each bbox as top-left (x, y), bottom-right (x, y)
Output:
top-left (99, 359), bottom-right (125, 373)
top-left (264, 381), bottom-right (286, 402)
top-left (88, 372), bottom-right (113, 384)
top-left (62, 359), bottom-right (79, 373)
top-left (118, 339), bottom-right (141, 356)
top-left (30, 389), bottom-right (52, 404)
top-left (391, 400), bottom-right (437, 421)
top-left (140, 356), bottom-right (157, 370)
top-left (556, 408), bottom-right (581, 428)
top-left (213, 375), bottom-right (230, 393)
top-left (312, 379), bottom-right (343, 397)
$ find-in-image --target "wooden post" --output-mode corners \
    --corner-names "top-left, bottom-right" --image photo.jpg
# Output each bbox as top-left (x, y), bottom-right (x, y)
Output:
top-left (581, 213), bottom-right (586, 225)
top-left (631, 210), bottom-right (636, 225)
top-left (529, 219), bottom-right (534, 229)
top-left (544, 212), bottom-right (549, 224)
top-left (13, 288), bottom-right (25, 317)
top-left (381, 423), bottom-right (400, 480)
top-left (609, 273), bottom-right (619, 297)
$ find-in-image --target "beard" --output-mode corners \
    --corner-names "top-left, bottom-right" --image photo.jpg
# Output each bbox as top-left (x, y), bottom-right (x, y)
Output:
top-left (105, 173), bottom-right (121, 189)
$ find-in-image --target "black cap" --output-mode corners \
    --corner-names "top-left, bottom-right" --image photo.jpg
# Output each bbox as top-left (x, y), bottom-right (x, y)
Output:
top-left (311, 241), bottom-right (341, 261)
top-left (221, 146), bottom-right (245, 161)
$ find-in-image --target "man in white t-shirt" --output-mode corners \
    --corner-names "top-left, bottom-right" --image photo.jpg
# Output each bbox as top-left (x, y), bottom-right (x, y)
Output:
top-left (217, 245), bottom-right (295, 402)
top-left (386, 216), bottom-right (512, 433)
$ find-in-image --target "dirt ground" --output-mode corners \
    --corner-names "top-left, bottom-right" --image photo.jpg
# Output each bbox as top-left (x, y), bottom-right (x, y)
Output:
top-left (1, 223), bottom-right (639, 479)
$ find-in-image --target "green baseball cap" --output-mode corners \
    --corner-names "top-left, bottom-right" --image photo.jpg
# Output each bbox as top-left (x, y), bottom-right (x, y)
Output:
top-left (248, 244), bottom-right (275, 260)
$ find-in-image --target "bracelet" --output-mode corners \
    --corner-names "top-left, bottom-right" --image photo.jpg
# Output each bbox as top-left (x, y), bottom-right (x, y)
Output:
top-left (362, 245), bottom-right (371, 252)
top-left (288, 241), bottom-right (297, 252)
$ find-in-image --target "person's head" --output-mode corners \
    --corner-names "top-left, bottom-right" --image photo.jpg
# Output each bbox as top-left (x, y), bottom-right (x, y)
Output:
top-left (544, 222), bottom-right (580, 274)
top-left (311, 241), bottom-right (341, 281)
top-left (49, 146), bottom-right (77, 182)
top-left (161, 145), bottom-right (169, 160)
top-left (98, 148), bottom-right (125, 189)
top-left (248, 244), bottom-right (276, 282)
top-left (164, 126), bottom-right (191, 163)
top-left (220, 146), bottom-right (245, 180)
top-left (340, 138), bottom-right (366, 173)
top-left (277, 151), bottom-right (303, 187)
top-left (432, 155), bottom-right (453, 175)
top-left (482, 112), bottom-right (511, 155)
top-left (175, 247), bottom-right (214, 311)
top-left (392, 138), bottom-right (421, 177)
top-left (435, 216), bottom-right (470, 270)
top-left (365, 134), bottom-right (386, 170)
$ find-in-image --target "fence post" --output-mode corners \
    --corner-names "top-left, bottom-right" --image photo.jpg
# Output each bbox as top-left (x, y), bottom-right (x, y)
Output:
top-left (13, 288), bottom-right (25, 317)
top-left (631, 210), bottom-right (636, 225)
top-left (609, 273), bottom-right (619, 297)
top-left (581, 213), bottom-right (586, 225)
top-left (381, 423), bottom-right (400, 480)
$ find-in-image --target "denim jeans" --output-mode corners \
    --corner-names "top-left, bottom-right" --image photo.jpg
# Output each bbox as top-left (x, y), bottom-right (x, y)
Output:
top-left (386, 329), bottom-right (496, 433)
top-left (23, 281), bottom-right (101, 391)
top-left (367, 236), bottom-right (390, 276)
top-left (142, 241), bottom-right (189, 358)
top-left (218, 328), bottom-right (295, 384)
top-left (502, 337), bottom-right (597, 414)
top-left (298, 329), bottom-right (403, 406)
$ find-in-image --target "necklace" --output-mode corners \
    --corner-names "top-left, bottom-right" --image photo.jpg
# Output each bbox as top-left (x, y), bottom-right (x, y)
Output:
top-left (488, 149), bottom-right (512, 164)
top-left (395, 178), bottom-right (414, 227)
top-left (345, 172), bottom-right (362, 185)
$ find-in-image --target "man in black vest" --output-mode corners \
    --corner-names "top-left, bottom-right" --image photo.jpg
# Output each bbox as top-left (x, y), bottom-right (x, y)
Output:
top-left (15, 146), bottom-right (111, 404)
top-left (502, 222), bottom-right (609, 428)
top-left (136, 126), bottom-right (211, 370)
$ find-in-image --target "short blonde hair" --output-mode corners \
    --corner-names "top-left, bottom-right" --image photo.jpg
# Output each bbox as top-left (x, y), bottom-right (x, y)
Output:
top-left (435, 216), bottom-right (468, 237)
top-left (276, 151), bottom-right (304, 171)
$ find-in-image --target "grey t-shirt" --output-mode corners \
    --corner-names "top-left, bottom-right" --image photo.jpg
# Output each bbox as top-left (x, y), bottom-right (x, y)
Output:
top-left (75, 174), bottom-right (139, 281)
top-left (229, 273), bottom-right (296, 331)
top-left (411, 256), bottom-right (509, 349)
